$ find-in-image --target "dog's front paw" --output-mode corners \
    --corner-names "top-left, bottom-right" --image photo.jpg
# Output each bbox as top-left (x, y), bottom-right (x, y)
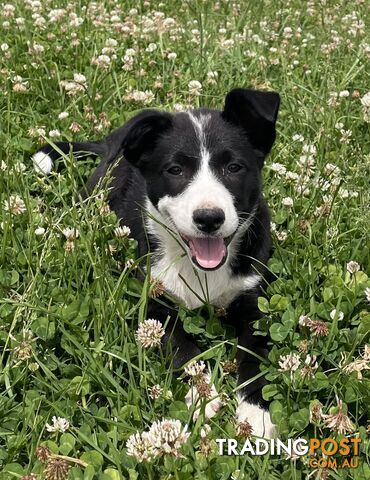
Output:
top-left (236, 400), bottom-right (275, 438)
top-left (185, 376), bottom-right (223, 420)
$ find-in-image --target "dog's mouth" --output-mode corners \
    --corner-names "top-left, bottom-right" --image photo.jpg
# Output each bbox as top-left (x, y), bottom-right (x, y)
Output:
top-left (180, 234), bottom-right (234, 270)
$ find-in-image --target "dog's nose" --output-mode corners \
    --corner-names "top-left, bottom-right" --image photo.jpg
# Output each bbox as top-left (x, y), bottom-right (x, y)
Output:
top-left (193, 208), bottom-right (225, 233)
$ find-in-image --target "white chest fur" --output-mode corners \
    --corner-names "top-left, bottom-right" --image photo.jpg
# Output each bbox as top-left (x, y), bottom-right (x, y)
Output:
top-left (151, 252), bottom-right (260, 309)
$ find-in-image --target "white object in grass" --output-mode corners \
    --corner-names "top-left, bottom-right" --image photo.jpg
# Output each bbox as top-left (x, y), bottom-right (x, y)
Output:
top-left (32, 151), bottom-right (53, 174)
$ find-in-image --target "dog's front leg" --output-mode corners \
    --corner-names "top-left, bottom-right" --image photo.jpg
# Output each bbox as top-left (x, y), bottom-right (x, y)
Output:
top-left (227, 294), bottom-right (275, 438)
top-left (147, 301), bottom-right (223, 418)
top-left (146, 301), bottom-right (201, 369)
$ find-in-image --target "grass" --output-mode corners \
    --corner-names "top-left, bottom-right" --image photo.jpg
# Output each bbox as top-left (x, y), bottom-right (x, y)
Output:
top-left (0, 1), bottom-right (369, 479)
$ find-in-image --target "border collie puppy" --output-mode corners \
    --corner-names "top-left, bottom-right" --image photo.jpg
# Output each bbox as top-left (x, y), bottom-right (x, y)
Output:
top-left (33, 88), bottom-right (280, 437)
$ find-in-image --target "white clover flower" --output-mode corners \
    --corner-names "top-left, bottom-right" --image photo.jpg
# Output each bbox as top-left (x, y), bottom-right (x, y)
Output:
top-left (220, 38), bottom-right (235, 49)
top-left (60, 74), bottom-right (87, 96)
top-left (48, 129), bottom-right (61, 138)
top-left (278, 353), bottom-right (301, 377)
top-left (127, 47), bottom-right (138, 56)
top-left (363, 344), bottom-right (370, 360)
top-left (302, 144), bottom-right (316, 155)
top-left (134, 90), bottom-right (155, 104)
top-left (1, 43), bottom-right (9, 51)
top-left (324, 163), bottom-right (341, 176)
top-left (14, 162), bottom-right (26, 173)
top-left (338, 90), bottom-right (350, 97)
top-left (136, 319), bottom-right (165, 348)
top-left (127, 419), bottom-right (190, 461)
top-left (305, 355), bottom-right (318, 368)
top-left (270, 162), bottom-right (287, 175)
top-left (45, 416), bottom-right (70, 433)
top-left (48, 8), bottom-right (66, 22)
top-left (346, 261), bottom-right (360, 274)
top-left (145, 43), bottom-right (157, 52)
top-left (110, 14), bottom-right (121, 23)
top-left (184, 360), bottom-right (206, 377)
top-left (73, 73), bottom-right (86, 84)
top-left (105, 38), bottom-right (118, 47)
top-left (277, 231), bottom-right (288, 241)
top-left (125, 89), bottom-right (155, 105)
top-left (184, 373), bottom-right (223, 419)
top-left (4, 195), bottom-right (26, 215)
top-left (330, 309), bottom-right (344, 321)
top-left (126, 431), bottom-right (153, 462)
top-left (69, 122), bottom-right (81, 133)
top-left (282, 197), bottom-right (294, 208)
top-left (200, 424), bottom-right (211, 438)
top-left (69, 12), bottom-right (83, 28)
top-left (147, 419), bottom-right (190, 457)
top-left (339, 129), bottom-right (352, 144)
top-left (29, 42), bottom-right (44, 54)
top-left (301, 354), bottom-right (319, 378)
top-left (173, 103), bottom-right (186, 112)
top-left (35, 227), bottom-right (45, 236)
top-left (148, 384), bottom-right (163, 400)
top-left (62, 227), bottom-right (80, 241)
top-left (58, 111), bottom-right (69, 120)
top-left (13, 78), bottom-right (28, 92)
top-left (271, 223), bottom-right (288, 242)
top-left (285, 171), bottom-right (299, 182)
top-left (292, 134), bottom-right (304, 142)
top-left (125, 259), bottom-right (135, 269)
top-left (207, 71), bottom-right (218, 79)
top-left (35, 127), bottom-right (46, 137)
top-left (283, 26), bottom-right (293, 38)
top-left (60, 81), bottom-right (84, 95)
top-left (114, 226), bottom-right (131, 238)
top-left (322, 398), bottom-right (354, 435)
top-left (360, 92), bottom-right (370, 122)
top-left (162, 17), bottom-right (176, 30)
top-left (92, 54), bottom-right (111, 68)
top-left (3, 4), bottom-right (15, 17)
top-left (188, 80), bottom-right (202, 96)
top-left (167, 52), bottom-right (177, 60)
top-left (342, 356), bottom-right (370, 380)
top-left (298, 315), bottom-right (312, 327)
top-left (328, 92), bottom-right (338, 107)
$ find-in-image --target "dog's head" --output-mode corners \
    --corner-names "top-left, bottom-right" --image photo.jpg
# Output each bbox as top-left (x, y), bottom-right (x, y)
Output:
top-left (121, 88), bottom-right (280, 271)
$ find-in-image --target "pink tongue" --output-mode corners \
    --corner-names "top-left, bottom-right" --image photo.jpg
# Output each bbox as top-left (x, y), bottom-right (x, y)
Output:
top-left (188, 237), bottom-right (226, 269)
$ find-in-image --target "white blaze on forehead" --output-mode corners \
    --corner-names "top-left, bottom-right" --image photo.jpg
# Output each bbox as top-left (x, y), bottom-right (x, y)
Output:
top-left (157, 111), bottom-right (239, 239)
top-left (187, 112), bottom-right (211, 166)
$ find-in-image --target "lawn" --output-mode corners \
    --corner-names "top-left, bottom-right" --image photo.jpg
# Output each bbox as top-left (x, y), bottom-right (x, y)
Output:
top-left (0, 1), bottom-right (369, 479)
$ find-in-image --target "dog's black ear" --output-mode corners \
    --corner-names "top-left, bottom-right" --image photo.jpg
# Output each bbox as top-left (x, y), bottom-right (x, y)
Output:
top-left (222, 88), bottom-right (280, 156)
top-left (120, 110), bottom-right (173, 167)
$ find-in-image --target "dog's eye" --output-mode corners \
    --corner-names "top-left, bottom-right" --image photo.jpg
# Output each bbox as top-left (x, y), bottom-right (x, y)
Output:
top-left (167, 166), bottom-right (183, 176)
top-left (227, 163), bottom-right (242, 173)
